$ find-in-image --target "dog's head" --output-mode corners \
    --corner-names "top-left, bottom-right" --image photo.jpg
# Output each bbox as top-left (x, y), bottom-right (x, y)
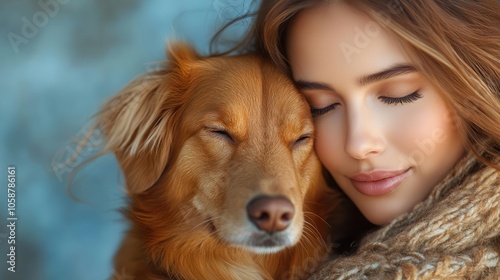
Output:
top-left (99, 43), bottom-right (323, 254)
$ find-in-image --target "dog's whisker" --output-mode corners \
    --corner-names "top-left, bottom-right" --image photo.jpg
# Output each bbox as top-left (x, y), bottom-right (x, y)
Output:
top-left (190, 213), bottom-right (221, 232)
top-left (303, 212), bottom-right (328, 242)
top-left (191, 219), bottom-right (212, 232)
top-left (303, 211), bottom-right (330, 228)
top-left (302, 221), bottom-right (323, 247)
top-left (201, 215), bottom-right (227, 238)
top-left (300, 226), bottom-right (317, 249)
top-left (179, 206), bottom-right (196, 221)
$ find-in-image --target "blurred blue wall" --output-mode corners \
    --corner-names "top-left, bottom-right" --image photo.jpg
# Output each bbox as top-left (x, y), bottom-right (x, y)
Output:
top-left (0, 1), bottom-right (251, 279)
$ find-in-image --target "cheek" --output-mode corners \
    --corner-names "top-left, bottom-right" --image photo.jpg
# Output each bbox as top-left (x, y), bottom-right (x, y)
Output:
top-left (389, 97), bottom-right (460, 167)
top-left (178, 138), bottom-right (229, 213)
top-left (390, 106), bottom-right (441, 158)
top-left (314, 117), bottom-right (344, 171)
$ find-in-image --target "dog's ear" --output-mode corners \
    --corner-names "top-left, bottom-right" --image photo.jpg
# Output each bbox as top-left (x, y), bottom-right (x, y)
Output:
top-left (98, 43), bottom-right (199, 194)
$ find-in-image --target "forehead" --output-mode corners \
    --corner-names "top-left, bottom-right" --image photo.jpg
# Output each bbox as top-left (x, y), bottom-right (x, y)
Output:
top-left (192, 56), bottom-right (307, 110)
top-left (287, 3), bottom-right (410, 84)
top-left (183, 56), bottom-right (312, 131)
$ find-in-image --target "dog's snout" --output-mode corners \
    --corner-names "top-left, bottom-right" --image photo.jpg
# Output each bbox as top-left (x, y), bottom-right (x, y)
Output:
top-left (246, 196), bottom-right (295, 234)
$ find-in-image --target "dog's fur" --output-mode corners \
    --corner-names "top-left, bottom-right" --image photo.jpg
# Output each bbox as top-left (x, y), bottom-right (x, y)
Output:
top-left (96, 44), bottom-right (350, 279)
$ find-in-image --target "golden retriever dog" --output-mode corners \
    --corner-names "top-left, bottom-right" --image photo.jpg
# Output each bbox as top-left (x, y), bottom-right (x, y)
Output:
top-left (95, 43), bottom-right (349, 279)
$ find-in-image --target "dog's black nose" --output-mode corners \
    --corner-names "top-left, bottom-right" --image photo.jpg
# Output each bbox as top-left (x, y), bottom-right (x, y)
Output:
top-left (246, 196), bottom-right (295, 234)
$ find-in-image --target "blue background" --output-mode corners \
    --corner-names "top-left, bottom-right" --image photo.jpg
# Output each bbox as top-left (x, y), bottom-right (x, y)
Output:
top-left (0, 1), bottom-right (252, 279)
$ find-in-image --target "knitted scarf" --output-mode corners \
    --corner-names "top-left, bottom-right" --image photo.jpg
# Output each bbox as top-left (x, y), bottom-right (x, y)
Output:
top-left (310, 152), bottom-right (500, 279)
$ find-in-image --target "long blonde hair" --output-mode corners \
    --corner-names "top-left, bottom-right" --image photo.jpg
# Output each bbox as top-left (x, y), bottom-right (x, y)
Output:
top-left (212, 0), bottom-right (500, 168)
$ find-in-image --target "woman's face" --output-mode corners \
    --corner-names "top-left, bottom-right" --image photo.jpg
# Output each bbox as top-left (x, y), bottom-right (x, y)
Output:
top-left (287, 3), bottom-right (465, 225)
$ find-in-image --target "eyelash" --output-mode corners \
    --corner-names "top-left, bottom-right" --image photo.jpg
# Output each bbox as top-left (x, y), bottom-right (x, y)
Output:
top-left (310, 91), bottom-right (422, 118)
top-left (379, 91), bottom-right (422, 105)
top-left (310, 104), bottom-right (339, 118)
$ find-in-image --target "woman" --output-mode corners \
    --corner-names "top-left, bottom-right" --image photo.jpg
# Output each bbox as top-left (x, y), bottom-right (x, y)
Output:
top-left (213, 0), bottom-right (500, 278)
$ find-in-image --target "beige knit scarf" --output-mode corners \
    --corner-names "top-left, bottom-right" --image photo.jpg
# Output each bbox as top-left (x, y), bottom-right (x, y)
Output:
top-left (310, 152), bottom-right (500, 279)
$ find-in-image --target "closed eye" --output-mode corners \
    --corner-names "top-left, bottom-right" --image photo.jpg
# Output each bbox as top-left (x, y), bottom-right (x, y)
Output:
top-left (205, 126), bottom-right (234, 142)
top-left (310, 103), bottom-right (339, 118)
top-left (379, 91), bottom-right (422, 105)
top-left (292, 134), bottom-right (312, 147)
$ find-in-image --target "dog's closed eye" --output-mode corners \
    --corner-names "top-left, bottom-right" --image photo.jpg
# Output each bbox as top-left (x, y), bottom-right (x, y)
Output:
top-left (205, 126), bottom-right (235, 143)
top-left (292, 133), bottom-right (312, 148)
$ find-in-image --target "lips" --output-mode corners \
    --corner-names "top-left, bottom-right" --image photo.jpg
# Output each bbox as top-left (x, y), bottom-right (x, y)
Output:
top-left (350, 168), bottom-right (410, 196)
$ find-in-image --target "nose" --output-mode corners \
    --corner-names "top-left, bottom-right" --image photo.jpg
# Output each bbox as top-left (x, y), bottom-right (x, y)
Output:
top-left (246, 196), bottom-right (295, 234)
top-left (345, 106), bottom-right (385, 159)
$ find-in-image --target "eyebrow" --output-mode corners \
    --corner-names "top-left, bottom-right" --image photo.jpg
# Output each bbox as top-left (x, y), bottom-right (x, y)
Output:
top-left (295, 80), bottom-right (334, 91)
top-left (358, 64), bottom-right (416, 86)
top-left (295, 64), bottom-right (417, 91)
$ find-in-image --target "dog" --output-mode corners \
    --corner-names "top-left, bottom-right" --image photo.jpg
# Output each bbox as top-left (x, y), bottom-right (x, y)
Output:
top-left (95, 43), bottom-right (351, 279)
